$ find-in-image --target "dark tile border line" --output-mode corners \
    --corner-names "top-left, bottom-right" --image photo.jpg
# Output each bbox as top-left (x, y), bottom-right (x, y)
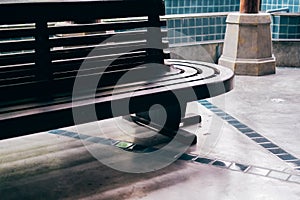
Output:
top-left (49, 129), bottom-right (300, 184)
top-left (198, 100), bottom-right (300, 171)
top-left (181, 153), bottom-right (300, 184)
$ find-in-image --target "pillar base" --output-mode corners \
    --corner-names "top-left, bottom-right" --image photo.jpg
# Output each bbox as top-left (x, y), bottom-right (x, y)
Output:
top-left (219, 56), bottom-right (276, 76)
top-left (219, 13), bottom-right (276, 76)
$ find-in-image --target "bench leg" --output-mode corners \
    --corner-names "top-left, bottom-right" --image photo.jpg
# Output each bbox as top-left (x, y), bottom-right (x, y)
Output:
top-left (136, 104), bottom-right (182, 133)
top-left (133, 102), bottom-right (197, 145)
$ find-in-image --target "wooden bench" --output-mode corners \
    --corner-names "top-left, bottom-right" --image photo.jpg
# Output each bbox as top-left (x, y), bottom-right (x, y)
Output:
top-left (0, 0), bottom-right (234, 143)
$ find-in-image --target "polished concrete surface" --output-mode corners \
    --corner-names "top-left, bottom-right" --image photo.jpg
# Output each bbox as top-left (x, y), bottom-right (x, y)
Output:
top-left (1, 67), bottom-right (300, 199)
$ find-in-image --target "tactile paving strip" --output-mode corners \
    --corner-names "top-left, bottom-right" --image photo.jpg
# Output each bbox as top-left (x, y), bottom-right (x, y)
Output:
top-left (198, 100), bottom-right (300, 171)
top-left (49, 129), bottom-right (300, 184)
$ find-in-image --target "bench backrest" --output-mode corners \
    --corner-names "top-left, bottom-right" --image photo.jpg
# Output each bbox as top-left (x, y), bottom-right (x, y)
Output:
top-left (0, 0), bottom-right (168, 107)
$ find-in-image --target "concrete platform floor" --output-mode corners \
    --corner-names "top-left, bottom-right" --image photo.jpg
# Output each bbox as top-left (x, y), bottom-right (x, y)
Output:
top-left (1, 67), bottom-right (300, 199)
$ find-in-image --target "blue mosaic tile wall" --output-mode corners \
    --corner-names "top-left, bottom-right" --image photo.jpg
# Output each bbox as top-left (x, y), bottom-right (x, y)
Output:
top-left (261, 0), bottom-right (300, 39)
top-left (261, 0), bottom-right (300, 13)
top-left (167, 16), bottom-right (227, 44)
top-left (165, 0), bottom-right (300, 44)
top-left (164, 0), bottom-right (239, 44)
top-left (165, 0), bottom-right (240, 14)
top-left (272, 15), bottom-right (300, 39)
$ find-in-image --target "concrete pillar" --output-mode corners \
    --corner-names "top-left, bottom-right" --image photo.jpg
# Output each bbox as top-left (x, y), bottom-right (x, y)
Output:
top-left (218, 13), bottom-right (276, 76)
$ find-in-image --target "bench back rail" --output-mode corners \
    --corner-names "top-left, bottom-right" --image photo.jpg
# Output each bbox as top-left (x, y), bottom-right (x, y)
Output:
top-left (0, 0), bottom-right (168, 107)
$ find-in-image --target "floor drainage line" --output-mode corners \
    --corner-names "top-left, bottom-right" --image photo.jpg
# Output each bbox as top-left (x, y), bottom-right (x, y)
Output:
top-left (49, 129), bottom-right (300, 184)
top-left (198, 100), bottom-right (300, 171)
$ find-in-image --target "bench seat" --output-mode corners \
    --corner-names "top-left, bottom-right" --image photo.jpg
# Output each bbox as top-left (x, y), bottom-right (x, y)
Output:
top-left (0, 59), bottom-right (233, 139)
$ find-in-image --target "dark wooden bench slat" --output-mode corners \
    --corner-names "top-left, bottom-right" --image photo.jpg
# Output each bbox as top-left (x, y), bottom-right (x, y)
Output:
top-left (0, 0), bottom-right (165, 24)
top-left (0, 63), bottom-right (172, 111)
top-left (49, 20), bottom-right (166, 35)
top-left (0, 81), bottom-right (44, 108)
top-left (0, 26), bottom-right (35, 39)
top-left (0, 68), bottom-right (36, 80)
top-left (53, 62), bottom-right (147, 80)
top-left (0, 65), bottom-right (159, 107)
top-left (52, 53), bottom-right (148, 74)
top-left (0, 62), bottom-right (183, 113)
top-left (0, 66), bottom-right (181, 113)
top-left (51, 41), bottom-right (147, 60)
top-left (0, 63), bottom-right (36, 86)
top-left (0, 39), bottom-right (35, 52)
top-left (49, 30), bottom-right (165, 48)
top-left (52, 66), bottom-right (155, 89)
top-left (51, 40), bottom-right (168, 61)
top-left (0, 75), bottom-right (36, 86)
top-left (0, 52), bottom-right (35, 66)
top-left (0, 61), bottom-right (198, 108)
